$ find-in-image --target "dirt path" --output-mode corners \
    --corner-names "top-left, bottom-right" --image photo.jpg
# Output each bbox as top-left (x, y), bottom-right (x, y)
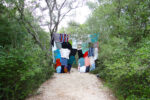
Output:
top-left (26, 68), bottom-right (117, 100)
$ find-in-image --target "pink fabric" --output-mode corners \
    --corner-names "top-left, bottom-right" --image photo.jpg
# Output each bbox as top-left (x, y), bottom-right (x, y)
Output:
top-left (84, 57), bottom-right (90, 67)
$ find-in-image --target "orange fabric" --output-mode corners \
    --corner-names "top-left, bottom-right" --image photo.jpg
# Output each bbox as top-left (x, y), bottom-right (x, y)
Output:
top-left (84, 57), bottom-right (90, 67)
top-left (64, 67), bottom-right (68, 73)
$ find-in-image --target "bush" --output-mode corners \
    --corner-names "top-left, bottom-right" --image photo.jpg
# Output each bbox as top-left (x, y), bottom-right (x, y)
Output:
top-left (94, 36), bottom-right (150, 100)
top-left (0, 46), bottom-right (54, 100)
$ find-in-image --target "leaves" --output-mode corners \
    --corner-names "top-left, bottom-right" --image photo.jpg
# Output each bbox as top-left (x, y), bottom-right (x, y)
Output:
top-left (62, 0), bottom-right (150, 99)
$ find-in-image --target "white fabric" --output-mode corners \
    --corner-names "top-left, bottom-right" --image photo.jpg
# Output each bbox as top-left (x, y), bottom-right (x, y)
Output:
top-left (94, 48), bottom-right (98, 60)
top-left (72, 39), bottom-right (77, 49)
top-left (79, 66), bottom-right (86, 73)
top-left (88, 34), bottom-right (91, 42)
top-left (89, 56), bottom-right (95, 65)
top-left (77, 41), bottom-right (82, 50)
top-left (60, 48), bottom-right (70, 59)
top-left (52, 42), bottom-right (57, 51)
top-left (52, 42), bottom-right (57, 63)
top-left (52, 51), bottom-right (55, 63)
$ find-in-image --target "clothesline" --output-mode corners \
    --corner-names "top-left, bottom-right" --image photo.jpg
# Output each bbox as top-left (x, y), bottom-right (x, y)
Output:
top-left (52, 32), bottom-right (100, 42)
top-left (51, 32), bottom-right (100, 73)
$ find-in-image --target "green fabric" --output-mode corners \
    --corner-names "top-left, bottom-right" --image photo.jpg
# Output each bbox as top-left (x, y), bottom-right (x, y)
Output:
top-left (69, 40), bottom-right (72, 45)
top-left (68, 56), bottom-right (75, 65)
top-left (82, 42), bottom-right (89, 54)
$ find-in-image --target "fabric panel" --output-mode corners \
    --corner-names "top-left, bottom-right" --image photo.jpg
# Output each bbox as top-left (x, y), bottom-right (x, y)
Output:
top-left (70, 49), bottom-right (77, 56)
top-left (61, 58), bottom-right (68, 66)
top-left (72, 39), bottom-right (77, 49)
top-left (56, 66), bottom-right (61, 73)
top-left (88, 48), bottom-right (94, 57)
top-left (82, 42), bottom-right (89, 54)
top-left (60, 48), bottom-right (70, 59)
top-left (56, 42), bottom-right (62, 49)
top-left (78, 57), bottom-right (85, 67)
top-left (79, 66), bottom-right (86, 73)
top-left (53, 33), bottom-right (60, 42)
top-left (83, 51), bottom-right (88, 58)
top-left (68, 56), bottom-right (75, 65)
top-left (94, 48), bottom-right (98, 60)
top-left (78, 50), bottom-right (83, 58)
top-left (90, 64), bottom-right (95, 71)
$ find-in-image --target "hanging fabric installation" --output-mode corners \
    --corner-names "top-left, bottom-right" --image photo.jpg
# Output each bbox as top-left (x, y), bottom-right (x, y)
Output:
top-left (51, 33), bottom-right (100, 73)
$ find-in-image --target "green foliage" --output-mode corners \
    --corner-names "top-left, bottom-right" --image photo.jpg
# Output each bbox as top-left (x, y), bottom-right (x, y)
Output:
top-left (0, 4), bottom-right (26, 47)
top-left (62, 0), bottom-right (150, 99)
top-left (0, 40), bottom-right (54, 100)
top-left (89, 0), bottom-right (150, 99)
top-left (0, 2), bottom-right (54, 100)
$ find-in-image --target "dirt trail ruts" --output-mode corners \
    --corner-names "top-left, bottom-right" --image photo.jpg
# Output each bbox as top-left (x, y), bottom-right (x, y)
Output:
top-left (26, 68), bottom-right (117, 100)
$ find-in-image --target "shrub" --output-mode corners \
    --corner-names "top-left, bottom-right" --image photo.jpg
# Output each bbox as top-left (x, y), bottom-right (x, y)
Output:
top-left (0, 46), bottom-right (54, 100)
top-left (94, 36), bottom-right (150, 99)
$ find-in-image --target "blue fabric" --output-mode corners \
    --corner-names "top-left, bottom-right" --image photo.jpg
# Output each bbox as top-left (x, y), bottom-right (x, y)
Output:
top-left (90, 33), bottom-right (99, 43)
top-left (67, 64), bottom-right (72, 72)
top-left (86, 66), bottom-right (90, 72)
top-left (78, 57), bottom-right (85, 66)
top-left (56, 42), bottom-right (62, 49)
top-left (90, 63), bottom-right (95, 71)
top-left (88, 48), bottom-right (94, 57)
top-left (56, 66), bottom-right (61, 73)
top-left (54, 49), bottom-right (61, 62)
top-left (61, 58), bottom-right (68, 66)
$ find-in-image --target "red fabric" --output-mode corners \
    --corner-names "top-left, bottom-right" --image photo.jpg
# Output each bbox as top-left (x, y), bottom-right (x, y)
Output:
top-left (67, 35), bottom-right (69, 42)
top-left (54, 64), bottom-right (57, 69)
top-left (64, 34), bottom-right (66, 42)
top-left (61, 34), bottom-right (62, 42)
top-left (83, 51), bottom-right (88, 58)
top-left (56, 59), bottom-right (61, 67)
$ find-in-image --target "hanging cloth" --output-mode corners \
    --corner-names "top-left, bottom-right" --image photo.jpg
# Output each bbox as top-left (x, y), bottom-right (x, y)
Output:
top-left (89, 56), bottom-right (95, 65)
top-left (94, 48), bottom-right (98, 60)
top-left (60, 48), bottom-right (70, 59)
top-left (55, 59), bottom-right (61, 67)
top-left (51, 33), bottom-right (54, 46)
top-left (78, 57), bottom-right (85, 67)
top-left (84, 57), bottom-right (90, 67)
top-left (78, 50), bottom-right (83, 58)
top-left (90, 64), bottom-right (95, 71)
top-left (82, 42), bottom-right (89, 54)
top-left (53, 33), bottom-right (61, 42)
top-left (77, 41), bottom-right (82, 50)
top-left (68, 56), bottom-right (75, 65)
top-left (59, 33), bottom-right (69, 42)
top-left (88, 48), bottom-right (94, 57)
top-left (83, 51), bottom-right (88, 58)
top-left (70, 49), bottom-right (77, 56)
top-left (52, 42), bottom-right (57, 63)
top-left (54, 49), bottom-right (61, 60)
top-left (90, 33), bottom-right (99, 43)
top-left (56, 66), bottom-right (61, 73)
top-left (56, 42), bottom-right (62, 49)
top-left (62, 42), bottom-right (72, 50)
top-left (72, 39), bottom-right (77, 49)
top-left (61, 58), bottom-right (68, 66)
top-left (79, 66), bottom-right (86, 73)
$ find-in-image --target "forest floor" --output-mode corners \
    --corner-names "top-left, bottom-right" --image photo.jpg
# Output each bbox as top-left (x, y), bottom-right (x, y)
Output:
top-left (26, 68), bottom-right (117, 100)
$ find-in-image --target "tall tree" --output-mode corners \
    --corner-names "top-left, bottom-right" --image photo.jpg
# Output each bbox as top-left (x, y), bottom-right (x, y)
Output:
top-left (15, 0), bottom-right (84, 52)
